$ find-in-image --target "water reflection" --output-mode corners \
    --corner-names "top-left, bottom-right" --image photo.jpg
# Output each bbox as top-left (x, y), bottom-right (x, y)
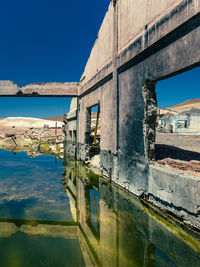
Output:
top-left (0, 149), bottom-right (72, 222)
top-left (0, 148), bottom-right (200, 266)
top-left (62, 159), bottom-right (200, 267)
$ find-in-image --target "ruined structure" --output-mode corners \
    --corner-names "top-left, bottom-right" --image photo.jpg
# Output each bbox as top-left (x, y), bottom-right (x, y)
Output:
top-left (63, 98), bottom-right (78, 156)
top-left (1, 0), bottom-right (200, 229)
top-left (0, 81), bottom-right (78, 96)
top-left (76, 0), bottom-right (200, 230)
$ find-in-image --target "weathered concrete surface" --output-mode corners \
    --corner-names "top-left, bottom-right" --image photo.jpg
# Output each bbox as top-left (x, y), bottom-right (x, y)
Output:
top-left (148, 165), bottom-right (200, 229)
top-left (78, 78), bottom-right (116, 152)
top-left (79, 0), bottom-right (200, 93)
top-left (0, 81), bottom-right (19, 95)
top-left (80, 4), bottom-right (114, 85)
top-left (75, 0), bottom-right (200, 229)
top-left (21, 82), bottom-right (78, 96)
top-left (0, 81), bottom-right (79, 96)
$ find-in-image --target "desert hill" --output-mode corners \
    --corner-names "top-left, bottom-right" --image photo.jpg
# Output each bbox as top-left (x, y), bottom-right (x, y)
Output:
top-left (43, 116), bottom-right (64, 122)
top-left (167, 98), bottom-right (200, 112)
top-left (0, 117), bottom-right (63, 128)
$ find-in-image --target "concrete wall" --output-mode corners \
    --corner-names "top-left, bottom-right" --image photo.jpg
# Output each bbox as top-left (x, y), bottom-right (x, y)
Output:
top-left (117, 0), bottom-right (184, 52)
top-left (80, 0), bottom-right (200, 88)
top-left (80, 4), bottom-right (114, 84)
top-left (148, 165), bottom-right (200, 229)
top-left (76, 0), bottom-right (200, 226)
top-left (78, 78), bottom-right (116, 152)
top-left (78, 0), bottom-right (200, 168)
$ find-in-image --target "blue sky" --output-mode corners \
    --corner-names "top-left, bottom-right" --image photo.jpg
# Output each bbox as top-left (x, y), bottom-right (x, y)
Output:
top-left (0, 97), bottom-right (72, 118)
top-left (157, 67), bottom-right (200, 107)
top-left (0, 0), bottom-right (110, 85)
top-left (0, 0), bottom-right (110, 118)
top-left (0, 0), bottom-right (199, 118)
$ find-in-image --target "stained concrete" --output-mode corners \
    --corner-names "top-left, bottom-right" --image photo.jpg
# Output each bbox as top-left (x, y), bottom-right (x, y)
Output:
top-left (148, 165), bottom-right (200, 229)
top-left (75, 0), bottom-right (200, 229)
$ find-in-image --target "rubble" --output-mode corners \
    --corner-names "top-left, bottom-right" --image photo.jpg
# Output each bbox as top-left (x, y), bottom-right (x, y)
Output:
top-left (157, 158), bottom-right (200, 175)
top-left (0, 126), bottom-right (65, 158)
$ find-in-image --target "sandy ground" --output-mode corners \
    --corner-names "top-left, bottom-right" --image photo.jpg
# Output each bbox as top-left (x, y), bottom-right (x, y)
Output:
top-left (156, 132), bottom-right (200, 161)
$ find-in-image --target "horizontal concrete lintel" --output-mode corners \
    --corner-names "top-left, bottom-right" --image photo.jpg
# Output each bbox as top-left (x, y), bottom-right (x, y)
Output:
top-left (78, 61), bottom-right (113, 97)
top-left (0, 94), bottom-right (78, 97)
top-left (0, 91), bottom-right (78, 97)
top-left (0, 82), bottom-right (79, 97)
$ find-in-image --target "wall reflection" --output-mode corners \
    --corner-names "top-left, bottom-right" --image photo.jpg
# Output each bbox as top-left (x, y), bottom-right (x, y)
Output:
top-left (62, 159), bottom-right (200, 267)
top-left (0, 151), bottom-right (199, 267)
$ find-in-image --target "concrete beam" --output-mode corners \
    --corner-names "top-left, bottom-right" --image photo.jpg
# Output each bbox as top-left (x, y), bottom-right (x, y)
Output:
top-left (0, 81), bottom-right (79, 97)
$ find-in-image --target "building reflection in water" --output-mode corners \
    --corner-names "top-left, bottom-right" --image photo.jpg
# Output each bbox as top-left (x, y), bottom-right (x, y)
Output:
top-left (62, 158), bottom-right (200, 267)
top-left (0, 155), bottom-right (199, 266)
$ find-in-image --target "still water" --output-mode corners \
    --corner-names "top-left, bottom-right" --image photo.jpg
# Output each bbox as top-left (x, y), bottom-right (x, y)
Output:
top-left (0, 148), bottom-right (200, 267)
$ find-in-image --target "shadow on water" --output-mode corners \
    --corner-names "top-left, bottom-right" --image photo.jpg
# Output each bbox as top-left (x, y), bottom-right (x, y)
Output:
top-left (0, 148), bottom-right (200, 266)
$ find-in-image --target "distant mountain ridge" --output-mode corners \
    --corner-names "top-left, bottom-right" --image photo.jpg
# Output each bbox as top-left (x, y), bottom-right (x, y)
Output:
top-left (167, 98), bottom-right (200, 112)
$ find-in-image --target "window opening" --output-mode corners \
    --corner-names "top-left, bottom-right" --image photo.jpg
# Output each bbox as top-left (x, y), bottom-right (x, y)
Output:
top-left (153, 67), bottom-right (200, 173)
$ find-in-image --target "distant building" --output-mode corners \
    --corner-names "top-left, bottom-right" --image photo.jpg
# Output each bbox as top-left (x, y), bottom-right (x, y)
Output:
top-left (157, 108), bottom-right (178, 116)
top-left (171, 108), bottom-right (200, 133)
top-left (63, 98), bottom-right (77, 156)
top-left (157, 108), bottom-right (177, 133)
top-left (157, 108), bottom-right (200, 133)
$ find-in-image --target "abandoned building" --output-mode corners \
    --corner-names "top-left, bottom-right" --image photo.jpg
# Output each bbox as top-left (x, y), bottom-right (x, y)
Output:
top-left (172, 107), bottom-right (200, 133)
top-left (157, 107), bottom-right (200, 133)
top-left (1, 0), bottom-right (200, 230)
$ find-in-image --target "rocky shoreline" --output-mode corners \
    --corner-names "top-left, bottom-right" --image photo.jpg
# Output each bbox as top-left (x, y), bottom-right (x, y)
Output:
top-left (0, 127), bottom-right (64, 158)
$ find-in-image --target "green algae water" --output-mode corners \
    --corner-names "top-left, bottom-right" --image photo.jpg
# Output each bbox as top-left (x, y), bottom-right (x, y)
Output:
top-left (0, 149), bottom-right (200, 266)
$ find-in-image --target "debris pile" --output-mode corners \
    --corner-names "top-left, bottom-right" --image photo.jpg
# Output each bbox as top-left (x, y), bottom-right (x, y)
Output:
top-left (157, 158), bottom-right (200, 174)
top-left (0, 126), bottom-right (64, 158)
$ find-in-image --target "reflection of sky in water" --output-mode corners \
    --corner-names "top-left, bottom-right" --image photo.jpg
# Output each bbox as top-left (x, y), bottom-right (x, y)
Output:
top-left (89, 189), bottom-right (100, 232)
top-left (0, 149), bottom-right (73, 222)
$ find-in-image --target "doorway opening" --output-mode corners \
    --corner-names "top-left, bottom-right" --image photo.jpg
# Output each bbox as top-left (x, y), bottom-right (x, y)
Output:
top-left (90, 104), bottom-right (101, 145)
top-left (85, 103), bottom-right (101, 159)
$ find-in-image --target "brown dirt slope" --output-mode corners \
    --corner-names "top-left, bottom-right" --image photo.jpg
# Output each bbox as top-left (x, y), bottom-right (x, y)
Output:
top-left (168, 98), bottom-right (200, 112)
